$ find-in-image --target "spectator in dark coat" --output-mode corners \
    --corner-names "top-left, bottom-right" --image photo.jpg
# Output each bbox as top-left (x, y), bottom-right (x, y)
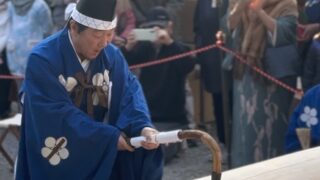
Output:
top-left (123, 7), bottom-right (195, 129)
top-left (122, 6), bottom-right (196, 161)
top-left (193, 0), bottom-right (228, 144)
top-left (302, 33), bottom-right (320, 92)
top-left (298, 0), bottom-right (320, 72)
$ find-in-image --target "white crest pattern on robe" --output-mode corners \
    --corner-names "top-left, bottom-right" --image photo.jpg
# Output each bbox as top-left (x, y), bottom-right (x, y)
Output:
top-left (59, 70), bottom-right (109, 106)
top-left (59, 75), bottom-right (77, 92)
top-left (300, 106), bottom-right (319, 128)
top-left (41, 137), bottom-right (69, 166)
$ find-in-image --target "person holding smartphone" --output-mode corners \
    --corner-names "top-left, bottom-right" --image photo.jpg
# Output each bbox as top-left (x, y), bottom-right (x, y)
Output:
top-left (122, 6), bottom-right (196, 160)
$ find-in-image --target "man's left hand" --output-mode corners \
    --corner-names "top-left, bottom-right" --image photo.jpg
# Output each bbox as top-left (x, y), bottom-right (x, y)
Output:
top-left (140, 127), bottom-right (160, 150)
top-left (154, 28), bottom-right (173, 46)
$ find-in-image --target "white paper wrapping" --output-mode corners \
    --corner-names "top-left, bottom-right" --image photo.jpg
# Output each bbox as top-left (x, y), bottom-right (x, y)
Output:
top-left (130, 136), bottom-right (146, 148)
top-left (130, 130), bottom-right (182, 148)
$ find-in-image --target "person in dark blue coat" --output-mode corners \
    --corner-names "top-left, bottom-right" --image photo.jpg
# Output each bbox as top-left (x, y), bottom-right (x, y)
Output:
top-left (302, 33), bottom-right (320, 91)
top-left (15, 0), bottom-right (163, 179)
top-left (193, 0), bottom-right (229, 144)
top-left (298, 0), bottom-right (320, 73)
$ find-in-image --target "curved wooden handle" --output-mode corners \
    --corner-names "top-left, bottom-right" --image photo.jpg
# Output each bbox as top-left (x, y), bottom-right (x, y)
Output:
top-left (178, 130), bottom-right (222, 180)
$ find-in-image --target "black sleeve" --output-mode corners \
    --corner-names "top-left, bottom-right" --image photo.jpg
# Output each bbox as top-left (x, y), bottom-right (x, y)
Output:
top-left (120, 42), bottom-right (152, 66)
top-left (163, 42), bottom-right (195, 76)
top-left (302, 42), bottom-right (317, 91)
top-left (193, 0), bottom-right (201, 35)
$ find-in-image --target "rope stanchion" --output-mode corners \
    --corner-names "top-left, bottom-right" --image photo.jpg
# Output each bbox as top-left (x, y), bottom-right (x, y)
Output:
top-left (0, 42), bottom-right (304, 98)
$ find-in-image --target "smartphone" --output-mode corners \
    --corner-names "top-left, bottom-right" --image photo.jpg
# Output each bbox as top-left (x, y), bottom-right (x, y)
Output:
top-left (133, 28), bottom-right (157, 41)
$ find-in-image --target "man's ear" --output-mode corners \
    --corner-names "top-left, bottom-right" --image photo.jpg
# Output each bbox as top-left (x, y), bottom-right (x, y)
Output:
top-left (69, 20), bottom-right (78, 34)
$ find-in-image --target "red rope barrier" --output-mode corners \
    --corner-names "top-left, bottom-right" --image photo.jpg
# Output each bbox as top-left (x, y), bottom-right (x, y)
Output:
top-left (216, 44), bottom-right (304, 97)
top-left (128, 44), bottom-right (217, 69)
top-left (0, 43), bottom-right (304, 98)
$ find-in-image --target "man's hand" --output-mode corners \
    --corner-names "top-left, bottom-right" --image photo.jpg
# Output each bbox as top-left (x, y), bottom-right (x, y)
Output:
top-left (154, 27), bottom-right (173, 46)
top-left (125, 31), bottom-right (138, 51)
top-left (303, 23), bottom-right (320, 40)
top-left (249, 0), bottom-right (276, 33)
top-left (140, 127), bottom-right (160, 150)
top-left (112, 35), bottom-right (126, 47)
top-left (117, 134), bottom-right (134, 152)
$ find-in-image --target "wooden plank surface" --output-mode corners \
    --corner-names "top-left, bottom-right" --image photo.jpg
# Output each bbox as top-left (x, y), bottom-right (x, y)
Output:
top-left (196, 147), bottom-right (320, 180)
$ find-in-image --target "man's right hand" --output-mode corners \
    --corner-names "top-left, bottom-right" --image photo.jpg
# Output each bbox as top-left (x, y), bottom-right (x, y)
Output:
top-left (125, 31), bottom-right (137, 51)
top-left (117, 134), bottom-right (134, 152)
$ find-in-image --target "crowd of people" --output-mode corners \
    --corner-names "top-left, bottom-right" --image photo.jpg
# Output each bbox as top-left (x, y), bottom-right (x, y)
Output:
top-left (0, 0), bottom-right (320, 179)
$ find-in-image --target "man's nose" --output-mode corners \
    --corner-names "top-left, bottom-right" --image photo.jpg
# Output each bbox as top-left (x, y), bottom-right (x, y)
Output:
top-left (99, 35), bottom-right (112, 48)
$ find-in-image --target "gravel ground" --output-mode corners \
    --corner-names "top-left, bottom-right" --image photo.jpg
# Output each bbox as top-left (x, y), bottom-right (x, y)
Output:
top-left (163, 143), bottom-right (216, 180)
top-left (0, 129), bottom-right (18, 180)
top-left (0, 126), bottom-right (226, 180)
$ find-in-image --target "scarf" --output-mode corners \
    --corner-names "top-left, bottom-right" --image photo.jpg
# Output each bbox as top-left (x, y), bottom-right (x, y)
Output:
top-left (11, 0), bottom-right (35, 16)
top-left (0, 0), bottom-right (9, 52)
top-left (228, 0), bottom-right (298, 79)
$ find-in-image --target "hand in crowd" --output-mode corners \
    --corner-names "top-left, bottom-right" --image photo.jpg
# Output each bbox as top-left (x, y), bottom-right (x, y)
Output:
top-left (303, 23), bottom-right (320, 40)
top-left (140, 127), bottom-right (160, 150)
top-left (249, 0), bottom-right (265, 12)
top-left (113, 35), bottom-right (127, 47)
top-left (117, 133), bottom-right (135, 152)
top-left (125, 31), bottom-right (138, 51)
top-left (154, 27), bottom-right (173, 46)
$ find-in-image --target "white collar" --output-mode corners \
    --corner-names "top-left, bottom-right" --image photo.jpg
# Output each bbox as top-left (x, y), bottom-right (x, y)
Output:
top-left (68, 30), bottom-right (90, 72)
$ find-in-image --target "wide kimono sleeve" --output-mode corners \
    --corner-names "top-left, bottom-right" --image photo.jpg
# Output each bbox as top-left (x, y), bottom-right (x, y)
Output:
top-left (268, 15), bottom-right (297, 47)
top-left (108, 48), bottom-right (154, 137)
top-left (16, 54), bottom-right (121, 180)
top-left (285, 85), bottom-right (320, 153)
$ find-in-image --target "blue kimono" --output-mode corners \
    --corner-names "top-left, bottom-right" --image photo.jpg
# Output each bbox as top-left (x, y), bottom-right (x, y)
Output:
top-left (15, 28), bottom-right (163, 180)
top-left (286, 85), bottom-right (320, 152)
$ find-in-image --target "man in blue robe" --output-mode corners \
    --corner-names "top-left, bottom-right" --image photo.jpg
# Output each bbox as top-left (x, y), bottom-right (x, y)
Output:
top-left (15, 0), bottom-right (163, 179)
top-left (286, 85), bottom-right (320, 152)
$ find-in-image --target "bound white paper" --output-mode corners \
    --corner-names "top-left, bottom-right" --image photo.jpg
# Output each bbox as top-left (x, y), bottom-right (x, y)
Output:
top-left (130, 130), bottom-right (182, 148)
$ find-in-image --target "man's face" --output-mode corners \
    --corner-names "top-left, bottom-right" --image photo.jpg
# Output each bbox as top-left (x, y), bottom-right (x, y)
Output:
top-left (70, 21), bottom-right (115, 60)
